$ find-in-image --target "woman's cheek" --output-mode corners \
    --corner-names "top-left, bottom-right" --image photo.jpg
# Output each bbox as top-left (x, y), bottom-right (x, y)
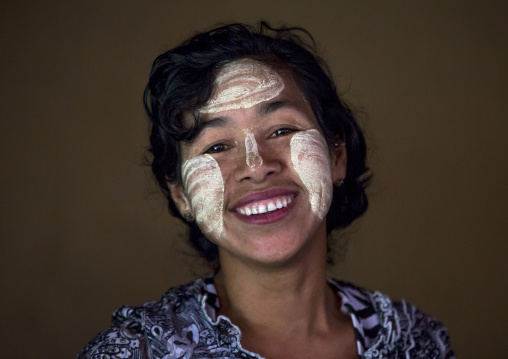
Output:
top-left (182, 154), bottom-right (225, 240)
top-left (290, 129), bottom-right (333, 220)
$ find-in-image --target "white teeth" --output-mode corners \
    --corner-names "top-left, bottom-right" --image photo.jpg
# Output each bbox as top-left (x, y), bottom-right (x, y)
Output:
top-left (236, 196), bottom-right (293, 216)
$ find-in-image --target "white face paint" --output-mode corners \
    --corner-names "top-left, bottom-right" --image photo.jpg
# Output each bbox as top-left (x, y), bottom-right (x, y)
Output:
top-left (290, 129), bottom-right (333, 220)
top-left (182, 60), bottom-right (282, 240)
top-left (200, 59), bottom-right (284, 113)
top-left (182, 154), bottom-right (224, 240)
top-left (244, 130), bottom-right (263, 168)
top-left (183, 61), bottom-right (333, 246)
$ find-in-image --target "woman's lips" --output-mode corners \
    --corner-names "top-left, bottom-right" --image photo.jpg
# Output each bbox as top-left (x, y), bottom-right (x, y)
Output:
top-left (236, 195), bottom-right (293, 215)
top-left (230, 189), bottom-right (298, 225)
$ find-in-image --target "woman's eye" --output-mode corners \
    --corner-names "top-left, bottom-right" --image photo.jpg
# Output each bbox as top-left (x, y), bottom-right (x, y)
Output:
top-left (270, 128), bottom-right (297, 138)
top-left (204, 143), bottom-right (228, 154)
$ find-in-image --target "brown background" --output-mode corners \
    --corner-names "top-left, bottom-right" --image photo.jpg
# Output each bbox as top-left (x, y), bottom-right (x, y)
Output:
top-left (1, 1), bottom-right (507, 358)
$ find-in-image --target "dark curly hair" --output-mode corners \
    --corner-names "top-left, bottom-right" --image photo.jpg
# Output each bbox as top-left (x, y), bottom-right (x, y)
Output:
top-left (144, 22), bottom-right (370, 265)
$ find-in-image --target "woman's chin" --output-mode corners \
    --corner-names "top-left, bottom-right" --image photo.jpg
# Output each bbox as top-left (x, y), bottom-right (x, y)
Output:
top-left (201, 193), bottom-right (327, 270)
top-left (216, 219), bottom-right (326, 270)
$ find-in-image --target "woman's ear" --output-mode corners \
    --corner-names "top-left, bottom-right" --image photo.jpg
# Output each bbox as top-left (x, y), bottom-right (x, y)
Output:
top-left (168, 182), bottom-right (193, 217)
top-left (331, 143), bottom-right (347, 183)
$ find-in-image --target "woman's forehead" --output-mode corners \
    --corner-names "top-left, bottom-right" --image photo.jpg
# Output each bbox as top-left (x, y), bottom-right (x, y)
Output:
top-left (183, 60), bottom-right (319, 142)
top-left (200, 59), bottom-right (286, 114)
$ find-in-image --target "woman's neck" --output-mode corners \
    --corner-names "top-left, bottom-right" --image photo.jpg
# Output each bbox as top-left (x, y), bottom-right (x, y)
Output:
top-left (211, 223), bottom-right (356, 359)
top-left (215, 264), bottom-right (337, 335)
top-left (213, 225), bottom-right (337, 337)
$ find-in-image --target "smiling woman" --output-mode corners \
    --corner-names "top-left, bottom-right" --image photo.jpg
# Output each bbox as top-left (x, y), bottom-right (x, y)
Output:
top-left (77, 23), bottom-right (455, 359)
top-left (171, 59), bottom-right (342, 268)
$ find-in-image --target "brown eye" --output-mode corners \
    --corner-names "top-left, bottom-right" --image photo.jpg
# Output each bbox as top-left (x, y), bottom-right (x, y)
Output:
top-left (270, 128), bottom-right (297, 138)
top-left (204, 143), bottom-right (229, 154)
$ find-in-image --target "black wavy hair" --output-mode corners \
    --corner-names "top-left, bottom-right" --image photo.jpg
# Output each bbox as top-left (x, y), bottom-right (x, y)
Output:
top-left (144, 22), bottom-right (370, 265)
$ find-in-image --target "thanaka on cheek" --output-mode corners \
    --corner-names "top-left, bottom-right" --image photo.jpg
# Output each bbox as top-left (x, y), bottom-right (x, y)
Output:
top-left (290, 129), bottom-right (333, 220)
top-left (182, 154), bottom-right (225, 240)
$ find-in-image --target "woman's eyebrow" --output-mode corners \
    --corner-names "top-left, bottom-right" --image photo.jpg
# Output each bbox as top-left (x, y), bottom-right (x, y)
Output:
top-left (257, 100), bottom-right (297, 117)
top-left (190, 116), bottom-right (229, 143)
top-left (193, 100), bottom-right (296, 141)
top-left (200, 116), bottom-right (229, 129)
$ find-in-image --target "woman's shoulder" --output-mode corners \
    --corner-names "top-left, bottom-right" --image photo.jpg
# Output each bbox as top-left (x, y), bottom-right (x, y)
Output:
top-left (328, 279), bottom-right (455, 359)
top-left (76, 305), bottom-right (146, 359)
top-left (76, 278), bottom-right (209, 359)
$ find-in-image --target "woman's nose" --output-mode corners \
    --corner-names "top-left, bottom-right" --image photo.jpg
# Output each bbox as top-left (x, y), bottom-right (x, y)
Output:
top-left (233, 133), bottom-right (282, 183)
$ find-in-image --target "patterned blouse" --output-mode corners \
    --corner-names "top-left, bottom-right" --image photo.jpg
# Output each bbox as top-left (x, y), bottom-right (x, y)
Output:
top-left (77, 278), bottom-right (455, 358)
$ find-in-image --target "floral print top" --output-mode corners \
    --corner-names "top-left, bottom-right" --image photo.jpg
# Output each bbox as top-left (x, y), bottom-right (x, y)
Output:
top-left (77, 278), bottom-right (454, 359)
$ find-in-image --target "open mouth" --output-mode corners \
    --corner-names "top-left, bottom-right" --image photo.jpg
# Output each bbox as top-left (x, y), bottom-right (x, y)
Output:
top-left (235, 195), bottom-right (294, 216)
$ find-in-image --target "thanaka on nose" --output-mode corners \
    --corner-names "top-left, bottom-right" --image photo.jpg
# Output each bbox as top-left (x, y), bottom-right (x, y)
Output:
top-left (244, 130), bottom-right (263, 168)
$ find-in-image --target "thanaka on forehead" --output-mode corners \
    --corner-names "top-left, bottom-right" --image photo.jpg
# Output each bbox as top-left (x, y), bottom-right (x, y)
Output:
top-left (199, 59), bottom-right (285, 114)
top-left (202, 100), bottom-right (298, 124)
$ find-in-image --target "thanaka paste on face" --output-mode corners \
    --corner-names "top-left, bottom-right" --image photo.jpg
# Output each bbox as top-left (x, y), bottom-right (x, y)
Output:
top-left (200, 59), bottom-right (285, 113)
top-left (244, 130), bottom-right (263, 168)
top-left (182, 61), bottom-right (332, 242)
top-left (181, 61), bottom-right (282, 241)
top-left (290, 129), bottom-right (333, 220)
top-left (182, 154), bottom-right (224, 240)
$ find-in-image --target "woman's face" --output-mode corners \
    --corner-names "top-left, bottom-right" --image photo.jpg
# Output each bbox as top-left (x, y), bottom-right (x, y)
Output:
top-left (170, 59), bottom-right (346, 267)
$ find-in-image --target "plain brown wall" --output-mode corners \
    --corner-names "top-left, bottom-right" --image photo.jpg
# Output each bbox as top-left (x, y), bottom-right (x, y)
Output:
top-left (1, 1), bottom-right (507, 357)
